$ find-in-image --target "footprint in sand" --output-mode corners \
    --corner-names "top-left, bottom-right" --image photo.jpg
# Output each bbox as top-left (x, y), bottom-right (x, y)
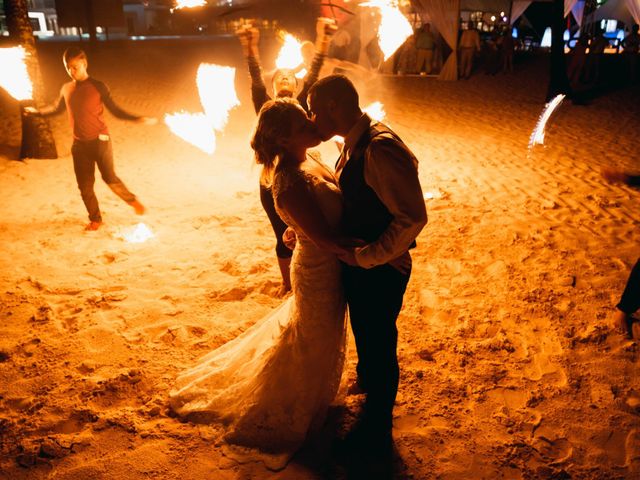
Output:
top-left (533, 436), bottom-right (573, 465)
top-left (625, 429), bottom-right (640, 472)
top-left (514, 317), bottom-right (567, 388)
top-left (209, 286), bottom-right (251, 302)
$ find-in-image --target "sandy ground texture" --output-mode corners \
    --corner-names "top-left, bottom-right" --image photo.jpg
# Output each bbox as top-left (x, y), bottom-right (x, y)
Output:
top-left (1, 40), bottom-right (639, 479)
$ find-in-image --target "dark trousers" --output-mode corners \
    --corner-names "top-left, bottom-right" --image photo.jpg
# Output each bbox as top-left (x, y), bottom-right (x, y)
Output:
top-left (259, 182), bottom-right (293, 259)
top-left (617, 258), bottom-right (640, 315)
top-left (71, 138), bottom-right (135, 222)
top-left (343, 261), bottom-right (410, 431)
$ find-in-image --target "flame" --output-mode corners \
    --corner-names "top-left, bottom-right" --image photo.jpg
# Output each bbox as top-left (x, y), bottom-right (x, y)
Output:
top-left (275, 33), bottom-right (304, 70)
top-left (361, 0), bottom-right (413, 61)
top-left (0, 47), bottom-right (33, 101)
top-left (529, 94), bottom-right (566, 149)
top-left (363, 101), bottom-right (386, 122)
top-left (164, 112), bottom-right (216, 154)
top-left (331, 102), bottom-right (386, 146)
top-left (119, 223), bottom-right (155, 243)
top-left (173, 0), bottom-right (207, 9)
top-left (164, 63), bottom-right (239, 154)
top-left (295, 68), bottom-right (308, 79)
top-left (197, 64), bottom-right (239, 130)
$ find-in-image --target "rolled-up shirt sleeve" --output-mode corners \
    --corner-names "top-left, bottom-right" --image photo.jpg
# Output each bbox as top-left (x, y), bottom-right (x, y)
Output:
top-left (354, 136), bottom-right (428, 268)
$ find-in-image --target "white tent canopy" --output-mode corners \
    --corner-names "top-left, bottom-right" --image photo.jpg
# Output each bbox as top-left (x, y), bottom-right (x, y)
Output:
top-left (589, 0), bottom-right (640, 26)
top-left (411, 0), bottom-right (535, 80)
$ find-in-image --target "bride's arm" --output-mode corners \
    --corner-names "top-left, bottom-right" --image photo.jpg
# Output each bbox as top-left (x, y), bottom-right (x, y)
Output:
top-left (276, 180), bottom-right (348, 255)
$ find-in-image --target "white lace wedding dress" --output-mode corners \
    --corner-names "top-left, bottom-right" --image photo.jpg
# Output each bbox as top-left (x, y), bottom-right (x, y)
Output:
top-left (169, 160), bottom-right (347, 469)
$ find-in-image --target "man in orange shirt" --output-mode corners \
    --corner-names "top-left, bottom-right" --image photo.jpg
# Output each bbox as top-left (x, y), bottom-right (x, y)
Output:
top-left (27, 47), bottom-right (156, 231)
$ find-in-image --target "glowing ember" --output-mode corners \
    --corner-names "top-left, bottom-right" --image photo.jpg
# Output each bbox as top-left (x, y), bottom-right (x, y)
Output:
top-left (529, 94), bottom-right (566, 149)
top-left (173, 0), bottom-right (207, 9)
top-left (164, 112), bottom-right (216, 154)
top-left (0, 47), bottom-right (33, 101)
top-left (275, 33), bottom-right (304, 70)
top-left (120, 223), bottom-right (155, 243)
top-left (164, 63), bottom-right (239, 154)
top-left (360, 0), bottom-right (413, 61)
top-left (331, 102), bottom-right (386, 147)
top-left (363, 101), bottom-right (386, 122)
top-left (423, 189), bottom-right (445, 200)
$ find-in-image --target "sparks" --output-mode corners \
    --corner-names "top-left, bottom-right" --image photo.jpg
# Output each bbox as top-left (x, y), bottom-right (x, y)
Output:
top-left (0, 47), bottom-right (33, 101)
top-left (164, 63), bottom-right (239, 154)
top-left (119, 223), bottom-right (155, 243)
top-left (275, 33), bottom-right (305, 70)
top-left (360, 0), bottom-right (413, 61)
top-left (529, 94), bottom-right (566, 149)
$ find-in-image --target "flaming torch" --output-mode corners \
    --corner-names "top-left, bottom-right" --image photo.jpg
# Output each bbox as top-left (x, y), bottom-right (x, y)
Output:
top-left (360, 0), bottom-right (413, 61)
top-left (275, 32), bottom-right (309, 79)
top-left (165, 64), bottom-right (239, 154)
top-left (0, 46), bottom-right (57, 159)
top-left (0, 47), bottom-right (33, 101)
top-left (275, 33), bottom-right (305, 70)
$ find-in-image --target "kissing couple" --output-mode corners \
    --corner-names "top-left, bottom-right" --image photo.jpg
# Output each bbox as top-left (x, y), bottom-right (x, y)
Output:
top-left (169, 74), bottom-right (427, 469)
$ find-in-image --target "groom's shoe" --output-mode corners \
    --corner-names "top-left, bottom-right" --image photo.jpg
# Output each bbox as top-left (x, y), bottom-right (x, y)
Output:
top-left (333, 418), bottom-right (393, 463)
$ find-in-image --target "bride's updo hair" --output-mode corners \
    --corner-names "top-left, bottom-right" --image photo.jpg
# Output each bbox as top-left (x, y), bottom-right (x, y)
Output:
top-left (251, 98), bottom-right (304, 185)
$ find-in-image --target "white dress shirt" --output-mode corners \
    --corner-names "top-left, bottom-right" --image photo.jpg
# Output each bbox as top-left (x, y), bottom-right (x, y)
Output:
top-left (337, 114), bottom-right (428, 268)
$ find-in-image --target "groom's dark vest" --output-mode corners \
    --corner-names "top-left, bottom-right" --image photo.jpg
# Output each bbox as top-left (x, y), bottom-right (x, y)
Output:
top-left (338, 122), bottom-right (416, 247)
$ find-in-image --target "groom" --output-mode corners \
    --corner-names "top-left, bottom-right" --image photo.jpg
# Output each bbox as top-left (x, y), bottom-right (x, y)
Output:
top-left (307, 75), bottom-right (427, 451)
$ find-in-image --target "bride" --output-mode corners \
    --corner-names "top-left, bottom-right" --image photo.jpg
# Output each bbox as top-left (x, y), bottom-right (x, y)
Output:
top-left (169, 98), bottom-right (352, 468)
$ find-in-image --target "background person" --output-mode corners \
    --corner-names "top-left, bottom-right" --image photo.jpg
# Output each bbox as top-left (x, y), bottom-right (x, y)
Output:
top-left (26, 47), bottom-right (156, 231)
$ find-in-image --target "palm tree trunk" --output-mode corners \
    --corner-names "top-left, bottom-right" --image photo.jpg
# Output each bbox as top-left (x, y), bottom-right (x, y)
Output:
top-left (546, 0), bottom-right (572, 101)
top-left (5, 0), bottom-right (58, 159)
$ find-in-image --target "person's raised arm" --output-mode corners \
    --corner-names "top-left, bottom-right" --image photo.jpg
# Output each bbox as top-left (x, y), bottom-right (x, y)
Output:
top-left (297, 18), bottom-right (337, 110)
top-left (237, 25), bottom-right (269, 114)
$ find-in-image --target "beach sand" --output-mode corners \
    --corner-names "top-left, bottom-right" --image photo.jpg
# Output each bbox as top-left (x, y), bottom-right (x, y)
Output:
top-left (1, 41), bottom-right (639, 479)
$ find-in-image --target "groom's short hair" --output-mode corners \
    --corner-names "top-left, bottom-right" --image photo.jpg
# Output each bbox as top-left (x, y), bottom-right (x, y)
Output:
top-left (308, 74), bottom-right (359, 110)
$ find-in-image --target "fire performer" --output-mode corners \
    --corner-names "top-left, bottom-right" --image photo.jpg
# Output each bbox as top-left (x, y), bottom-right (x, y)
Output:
top-left (25, 47), bottom-right (157, 231)
top-left (236, 18), bottom-right (336, 295)
top-left (601, 167), bottom-right (640, 338)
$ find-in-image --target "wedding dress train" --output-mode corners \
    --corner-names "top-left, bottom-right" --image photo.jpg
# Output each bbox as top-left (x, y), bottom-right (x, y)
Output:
top-left (169, 161), bottom-right (346, 468)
